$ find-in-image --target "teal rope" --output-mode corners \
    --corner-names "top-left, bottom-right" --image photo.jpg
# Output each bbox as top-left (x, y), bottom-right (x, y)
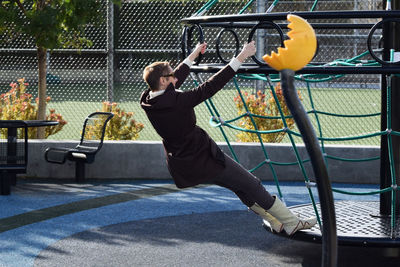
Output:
top-left (195, 0), bottom-right (218, 16)
top-left (212, 120), bottom-right (383, 142)
top-left (389, 130), bottom-right (400, 136)
top-left (247, 157), bottom-right (311, 173)
top-left (191, 76), bottom-right (240, 162)
top-left (305, 81), bottom-right (327, 161)
top-left (296, 74), bottom-right (345, 83)
top-left (205, 100), bottom-right (240, 162)
top-left (313, 110), bottom-right (380, 118)
top-left (266, 158), bottom-right (311, 166)
top-left (239, 0), bottom-right (256, 14)
top-left (212, 108), bottom-right (379, 124)
top-left (287, 129), bottom-right (386, 142)
top-left (266, 0), bottom-right (280, 13)
top-left (386, 72), bottom-right (397, 233)
top-left (210, 118), bottom-right (287, 134)
top-left (389, 28), bottom-right (397, 239)
top-left (332, 186), bottom-right (393, 196)
top-left (233, 77), bottom-right (284, 199)
top-left (326, 155), bottom-right (380, 162)
top-left (310, 0), bottom-right (319, 11)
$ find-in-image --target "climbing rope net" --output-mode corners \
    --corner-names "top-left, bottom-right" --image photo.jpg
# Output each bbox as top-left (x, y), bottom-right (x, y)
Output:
top-left (185, 0), bottom-right (400, 242)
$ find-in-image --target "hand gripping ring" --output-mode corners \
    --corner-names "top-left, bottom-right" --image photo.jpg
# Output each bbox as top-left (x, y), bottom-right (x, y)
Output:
top-left (248, 21), bottom-right (285, 66)
top-left (367, 18), bottom-right (400, 65)
top-left (181, 24), bottom-right (204, 65)
top-left (216, 28), bottom-right (240, 64)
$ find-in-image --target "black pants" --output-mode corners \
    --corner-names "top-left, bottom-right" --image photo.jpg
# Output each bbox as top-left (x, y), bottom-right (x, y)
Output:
top-left (209, 154), bottom-right (275, 210)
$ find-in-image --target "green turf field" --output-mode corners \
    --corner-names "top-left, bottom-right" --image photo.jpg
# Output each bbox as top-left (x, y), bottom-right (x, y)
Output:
top-left (46, 85), bottom-right (381, 146)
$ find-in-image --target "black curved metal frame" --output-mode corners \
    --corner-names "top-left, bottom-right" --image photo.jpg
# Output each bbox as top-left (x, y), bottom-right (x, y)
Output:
top-left (181, 9), bottom-right (400, 267)
top-left (181, 10), bottom-right (400, 72)
top-left (280, 69), bottom-right (337, 267)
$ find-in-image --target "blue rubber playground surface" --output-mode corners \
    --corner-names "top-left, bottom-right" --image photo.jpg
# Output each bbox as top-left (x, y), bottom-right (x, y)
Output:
top-left (1, 179), bottom-right (399, 267)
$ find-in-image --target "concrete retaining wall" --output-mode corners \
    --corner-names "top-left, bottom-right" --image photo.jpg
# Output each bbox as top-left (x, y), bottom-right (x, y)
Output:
top-left (26, 140), bottom-right (380, 184)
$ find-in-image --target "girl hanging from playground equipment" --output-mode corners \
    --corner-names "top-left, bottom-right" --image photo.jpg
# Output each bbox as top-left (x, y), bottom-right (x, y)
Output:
top-left (140, 41), bottom-right (316, 235)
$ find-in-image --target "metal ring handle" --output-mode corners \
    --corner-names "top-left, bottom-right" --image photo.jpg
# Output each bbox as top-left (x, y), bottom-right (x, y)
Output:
top-left (216, 28), bottom-right (240, 64)
top-left (248, 21), bottom-right (285, 66)
top-left (182, 24), bottom-right (204, 65)
top-left (180, 27), bottom-right (188, 61)
top-left (367, 18), bottom-right (400, 65)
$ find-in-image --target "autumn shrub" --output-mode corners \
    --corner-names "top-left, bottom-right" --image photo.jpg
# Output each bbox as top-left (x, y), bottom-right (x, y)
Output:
top-left (233, 83), bottom-right (300, 143)
top-left (0, 78), bottom-right (67, 138)
top-left (87, 101), bottom-right (144, 140)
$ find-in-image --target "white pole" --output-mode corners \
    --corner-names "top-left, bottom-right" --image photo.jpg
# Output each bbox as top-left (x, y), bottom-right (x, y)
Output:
top-left (256, 0), bottom-right (266, 93)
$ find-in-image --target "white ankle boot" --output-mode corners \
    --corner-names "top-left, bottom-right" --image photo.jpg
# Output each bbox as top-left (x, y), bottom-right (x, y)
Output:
top-left (267, 197), bottom-right (317, 235)
top-left (249, 203), bottom-right (284, 233)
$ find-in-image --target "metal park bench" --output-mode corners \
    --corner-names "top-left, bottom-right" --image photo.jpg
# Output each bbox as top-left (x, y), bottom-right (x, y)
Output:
top-left (45, 112), bottom-right (114, 182)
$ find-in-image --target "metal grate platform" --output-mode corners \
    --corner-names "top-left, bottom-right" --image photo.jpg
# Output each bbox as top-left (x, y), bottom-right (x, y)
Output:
top-left (263, 201), bottom-right (400, 247)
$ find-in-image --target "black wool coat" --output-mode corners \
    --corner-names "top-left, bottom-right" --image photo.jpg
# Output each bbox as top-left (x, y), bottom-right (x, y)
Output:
top-left (140, 62), bottom-right (237, 188)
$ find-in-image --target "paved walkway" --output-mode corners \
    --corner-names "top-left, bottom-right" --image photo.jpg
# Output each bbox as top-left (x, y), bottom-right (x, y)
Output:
top-left (0, 179), bottom-right (398, 267)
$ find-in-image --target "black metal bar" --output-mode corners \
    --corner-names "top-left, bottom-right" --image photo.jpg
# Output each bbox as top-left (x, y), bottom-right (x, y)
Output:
top-left (0, 171), bottom-right (10, 195)
top-left (75, 161), bottom-right (85, 183)
top-left (23, 120), bottom-right (59, 127)
top-left (381, 72), bottom-right (389, 215)
top-left (189, 64), bottom-right (400, 74)
top-left (0, 49), bottom-right (183, 54)
top-left (181, 10), bottom-right (400, 24)
top-left (196, 22), bottom-right (376, 30)
top-left (390, 3), bottom-right (400, 218)
top-left (0, 49), bottom-right (107, 54)
top-left (7, 128), bottom-right (17, 186)
top-left (280, 69), bottom-right (337, 267)
top-left (380, 0), bottom-right (400, 217)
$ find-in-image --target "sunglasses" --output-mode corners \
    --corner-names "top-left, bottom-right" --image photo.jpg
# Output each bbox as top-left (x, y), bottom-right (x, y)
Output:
top-left (162, 72), bottom-right (175, 78)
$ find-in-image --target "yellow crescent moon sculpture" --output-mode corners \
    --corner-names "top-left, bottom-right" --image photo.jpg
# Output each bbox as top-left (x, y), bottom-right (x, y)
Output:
top-left (263, 14), bottom-right (317, 71)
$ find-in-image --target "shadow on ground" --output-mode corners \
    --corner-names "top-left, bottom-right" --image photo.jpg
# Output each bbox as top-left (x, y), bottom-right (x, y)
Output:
top-left (35, 210), bottom-right (399, 267)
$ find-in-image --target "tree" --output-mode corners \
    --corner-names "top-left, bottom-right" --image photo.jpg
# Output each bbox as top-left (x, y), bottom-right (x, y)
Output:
top-left (0, 0), bottom-right (120, 138)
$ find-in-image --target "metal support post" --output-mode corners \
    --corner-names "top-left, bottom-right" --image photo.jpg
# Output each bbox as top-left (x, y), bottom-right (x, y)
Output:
top-left (107, 0), bottom-right (114, 102)
top-left (380, 0), bottom-right (400, 216)
top-left (256, 0), bottom-right (266, 93)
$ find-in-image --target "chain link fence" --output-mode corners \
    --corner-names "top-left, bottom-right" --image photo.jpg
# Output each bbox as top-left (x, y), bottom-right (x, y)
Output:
top-left (0, 0), bottom-right (384, 145)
